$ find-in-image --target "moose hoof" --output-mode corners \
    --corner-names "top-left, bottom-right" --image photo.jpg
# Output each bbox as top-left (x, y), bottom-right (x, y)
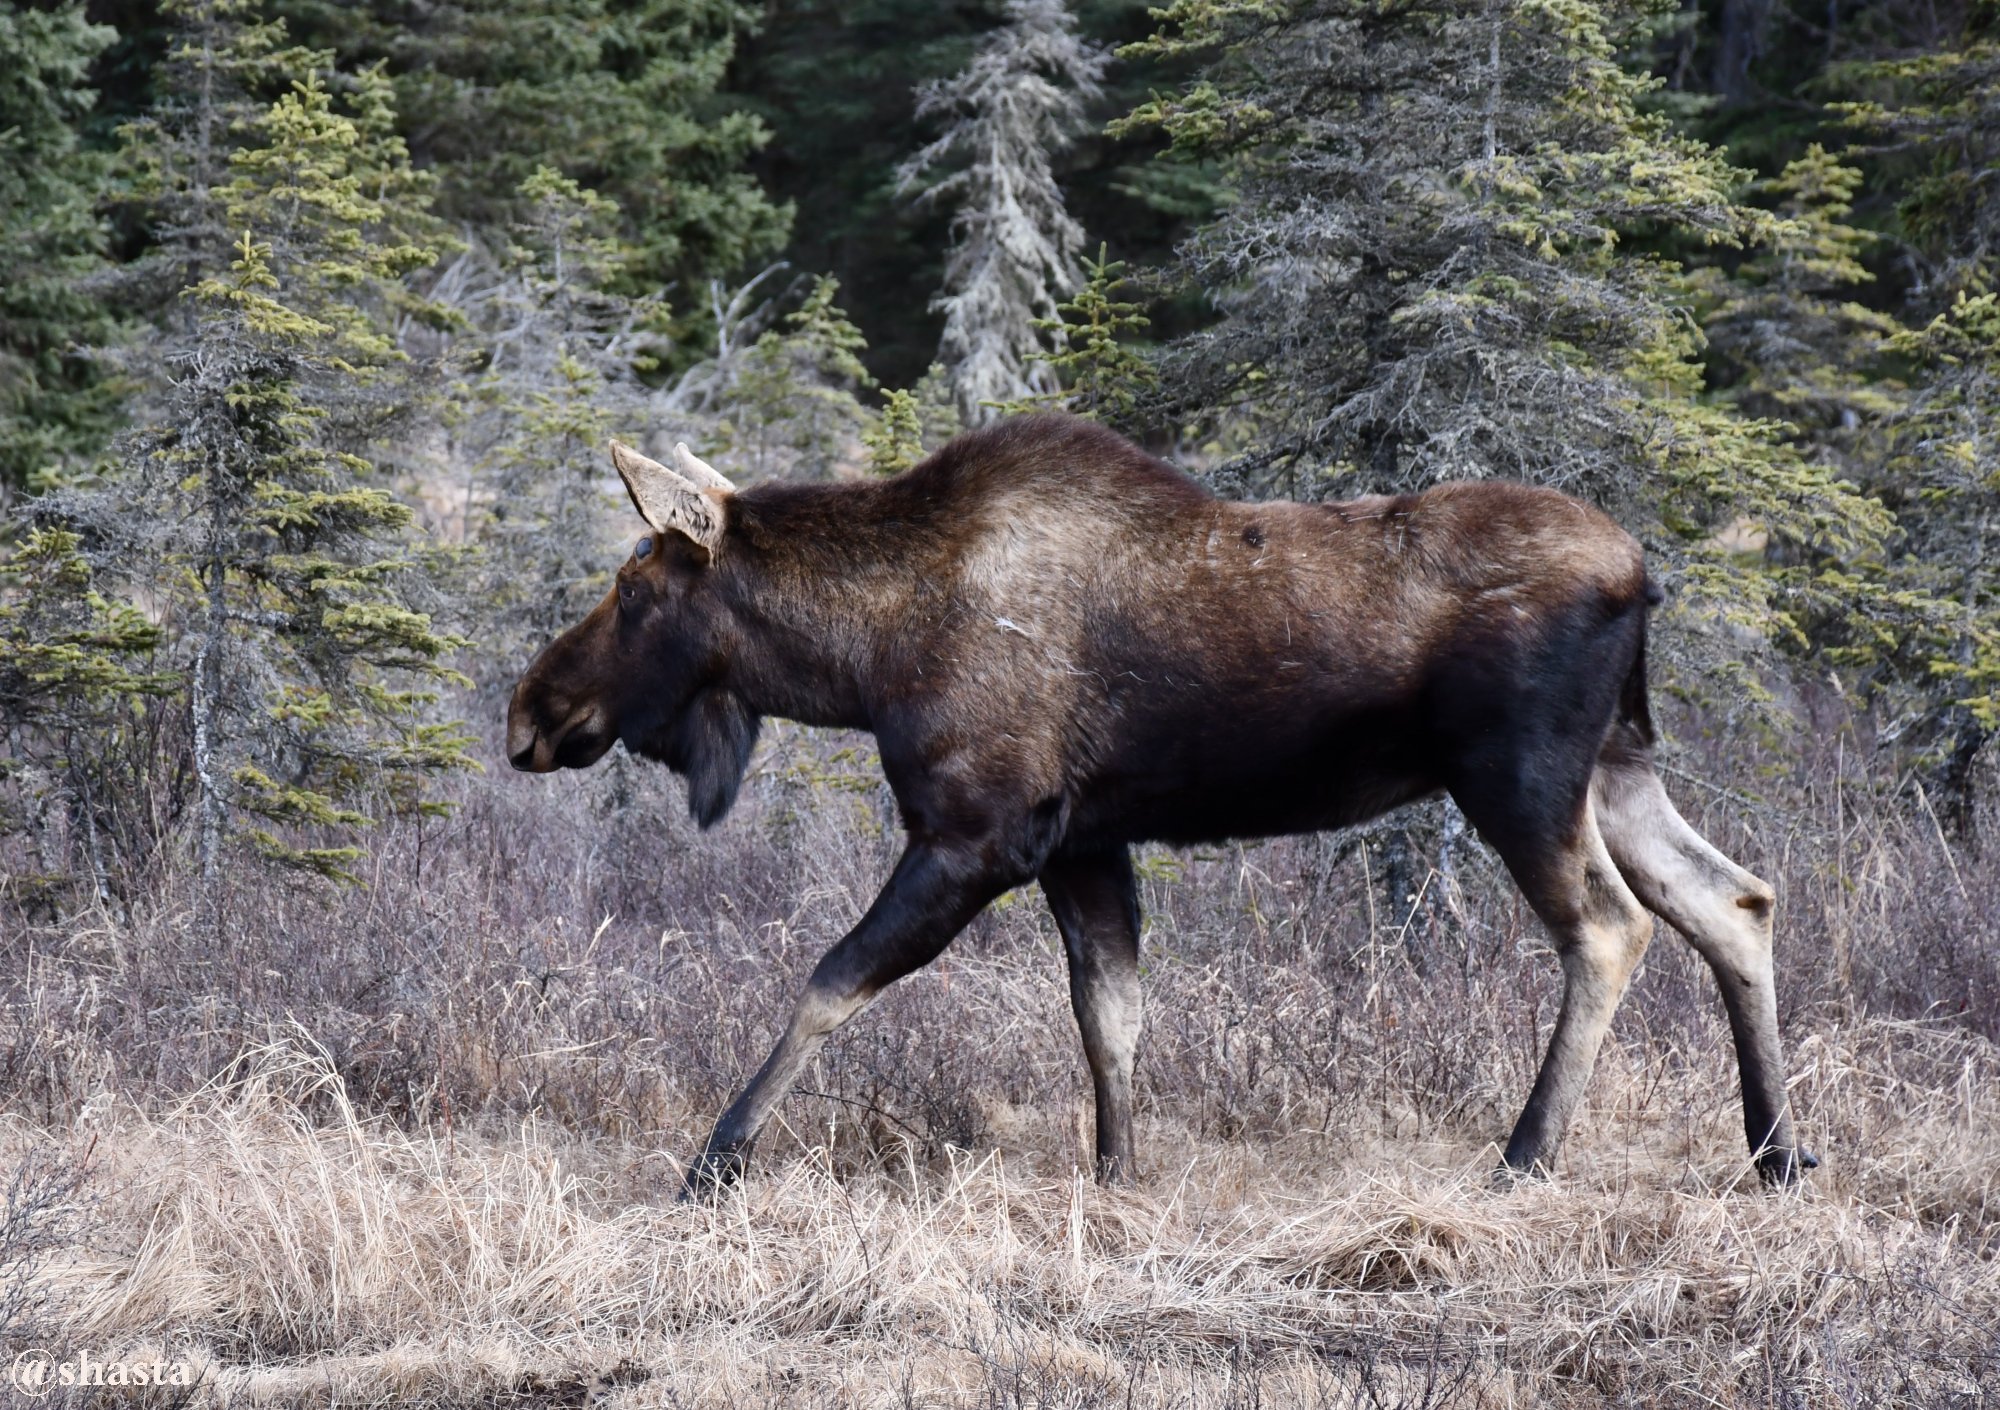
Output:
top-left (1095, 1155), bottom-right (1136, 1188)
top-left (1490, 1159), bottom-right (1549, 1191)
top-left (1756, 1145), bottom-right (1820, 1187)
top-left (677, 1149), bottom-right (746, 1204)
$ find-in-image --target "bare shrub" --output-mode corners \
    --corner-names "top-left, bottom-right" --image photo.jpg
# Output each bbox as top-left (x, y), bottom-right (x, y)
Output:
top-left (0, 1141), bottom-right (88, 1348)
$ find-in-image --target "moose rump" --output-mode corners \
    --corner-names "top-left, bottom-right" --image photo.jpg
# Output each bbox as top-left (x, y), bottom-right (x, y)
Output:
top-left (1046, 482), bottom-right (1654, 851)
top-left (506, 415), bottom-right (1813, 1195)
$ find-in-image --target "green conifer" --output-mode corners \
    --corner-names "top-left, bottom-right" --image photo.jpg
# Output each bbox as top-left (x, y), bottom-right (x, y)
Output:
top-left (0, 528), bottom-right (172, 911)
top-left (1837, 1), bottom-right (2000, 829)
top-left (271, 0), bottom-right (791, 292)
top-left (1022, 243), bottom-right (1157, 424)
top-left (863, 390), bottom-right (927, 474)
top-left (0, 6), bottom-right (123, 500)
top-left (96, 8), bottom-right (474, 896)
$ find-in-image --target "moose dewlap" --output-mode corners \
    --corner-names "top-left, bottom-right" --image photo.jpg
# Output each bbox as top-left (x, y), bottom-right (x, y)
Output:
top-left (507, 414), bottom-right (1814, 1197)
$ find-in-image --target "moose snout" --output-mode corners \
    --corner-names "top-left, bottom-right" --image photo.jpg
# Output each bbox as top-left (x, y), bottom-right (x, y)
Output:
top-left (506, 681), bottom-right (554, 773)
top-left (507, 677), bottom-right (616, 773)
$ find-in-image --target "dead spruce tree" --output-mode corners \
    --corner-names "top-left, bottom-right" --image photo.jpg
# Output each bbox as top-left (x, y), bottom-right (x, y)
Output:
top-left (899, 0), bottom-right (1109, 424)
top-left (460, 167), bottom-right (669, 688)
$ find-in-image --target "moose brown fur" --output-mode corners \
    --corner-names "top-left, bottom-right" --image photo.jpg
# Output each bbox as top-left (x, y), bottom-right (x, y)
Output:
top-left (508, 414), bottom-right (1814, 1195)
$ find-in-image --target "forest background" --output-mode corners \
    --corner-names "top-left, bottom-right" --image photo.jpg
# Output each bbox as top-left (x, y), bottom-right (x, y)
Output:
top-left (0, 0), bottom-right (1997, 1405)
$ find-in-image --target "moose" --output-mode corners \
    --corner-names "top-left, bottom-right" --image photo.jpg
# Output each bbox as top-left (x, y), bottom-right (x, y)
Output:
top-left (508, 414), bottom-right (1815, 1196)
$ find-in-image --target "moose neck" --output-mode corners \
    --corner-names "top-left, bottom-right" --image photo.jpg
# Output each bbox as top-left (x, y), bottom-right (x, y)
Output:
top-left (711, 480), bottom-right (920, 733)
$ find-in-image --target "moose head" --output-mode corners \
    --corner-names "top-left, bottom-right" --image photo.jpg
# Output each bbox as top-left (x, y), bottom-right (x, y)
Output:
top-left (505, 440), bottom-right (759, 827)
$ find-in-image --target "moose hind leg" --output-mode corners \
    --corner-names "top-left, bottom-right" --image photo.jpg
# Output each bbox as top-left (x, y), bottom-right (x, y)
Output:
top-left (1592, 756), bottom-right (1815, 1183)
top-left (1041, 848), bottom-right (1144, 1184)
top-left (1453, 765), bottom-right (1657, 1179)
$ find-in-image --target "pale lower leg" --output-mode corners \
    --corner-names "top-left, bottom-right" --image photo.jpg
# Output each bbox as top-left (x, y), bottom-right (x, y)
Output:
top-left (1042, 850), bottom-right (1144, 1182)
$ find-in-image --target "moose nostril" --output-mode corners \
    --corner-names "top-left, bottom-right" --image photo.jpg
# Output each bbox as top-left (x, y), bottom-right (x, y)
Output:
top-left (505, 682), bottom-right (548, 771)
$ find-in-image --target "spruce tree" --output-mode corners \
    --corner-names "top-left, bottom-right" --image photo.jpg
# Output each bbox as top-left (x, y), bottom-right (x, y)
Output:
top-left (1840, 0), bottom-right (1998, 295)
top-left (0, 527), bottom-right (172, 912)
top-left (863, 389), bottom-right (928, 474)
top-left (1700, 146), bottom-right (1904, 473)
top-left (271, 0), bottom-right (791, 292)
top-left (1689, 146), bottom-right (1965, 754)
top-left (1117, 0), bottom-right (1890, 672)
top-left (735, 0), bottom-right (1198, 388)
top-left (82, 12), bottom-right (474, 898)
top-left (1839, 3), bottom-right (2000, 829)
top-left (1874, 293), bottom-right (2000, 831)
top-left (1016, 242), bottom-right (1157, 423)
top-left (857, 362), bottom-right (964, 474)
top-left (113, 0), bottom-right (301, 313)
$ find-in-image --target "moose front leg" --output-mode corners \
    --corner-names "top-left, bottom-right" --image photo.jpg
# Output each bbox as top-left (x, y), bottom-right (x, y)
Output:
top-left (680, 839), bottom-right (1009, 1200)
top-left (1041, 848), bottom-right (1144, 1184)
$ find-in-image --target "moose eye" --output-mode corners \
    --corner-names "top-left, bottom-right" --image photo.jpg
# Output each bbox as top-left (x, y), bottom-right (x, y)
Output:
top-left (634, 536), bottom-right (652, 560)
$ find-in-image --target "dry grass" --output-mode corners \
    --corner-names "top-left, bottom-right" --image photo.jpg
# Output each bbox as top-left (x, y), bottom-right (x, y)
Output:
top-left (1, 708), bottom-right (1997, 1407)
top-left (12, 1014), bottom-right (1997, 1409)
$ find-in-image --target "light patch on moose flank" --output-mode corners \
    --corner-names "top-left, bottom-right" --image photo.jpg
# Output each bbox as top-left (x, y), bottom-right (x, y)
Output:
top-left (16, 1017), bottom-right (1999, 1409)
top-left (958, 497), bottom-right (1111, 690)
top-left (959, 491), bottom-right (1104, 609)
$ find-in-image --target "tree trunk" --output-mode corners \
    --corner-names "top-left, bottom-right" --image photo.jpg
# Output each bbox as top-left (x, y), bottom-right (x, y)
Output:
top-left (191, 448), bottom-right (228, 926)
top-left (1714, 0), bottom-right (1774, 103)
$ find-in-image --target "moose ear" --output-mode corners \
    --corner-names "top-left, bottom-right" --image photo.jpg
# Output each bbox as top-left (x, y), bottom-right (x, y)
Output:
top-left (672, 442), bottom-right (736, 494)
top-left (609, 440), bottom-right (729, 558)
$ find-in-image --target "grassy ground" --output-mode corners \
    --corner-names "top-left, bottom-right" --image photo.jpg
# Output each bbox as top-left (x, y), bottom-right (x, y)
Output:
top-left (1, 711), bottom-right (1996, 1406)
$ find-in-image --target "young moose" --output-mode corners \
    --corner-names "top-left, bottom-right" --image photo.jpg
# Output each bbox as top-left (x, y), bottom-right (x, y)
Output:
top-left (508, 415), bottom-right (1815, 1195)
